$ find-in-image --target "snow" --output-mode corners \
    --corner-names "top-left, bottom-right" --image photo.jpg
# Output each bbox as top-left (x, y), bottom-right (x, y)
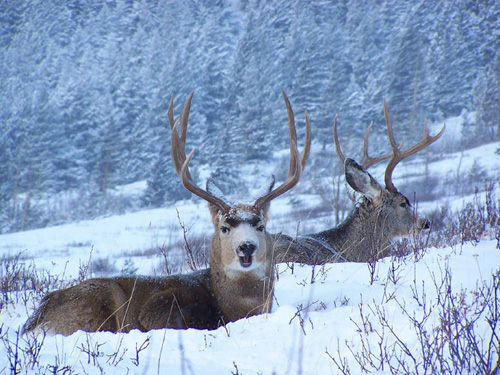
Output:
top-left (0, 141), bottom-right (499, 374)
top-left (0, 200), bottom-right (213, 277)
top-left (1, 240), bottom-right (497, 374)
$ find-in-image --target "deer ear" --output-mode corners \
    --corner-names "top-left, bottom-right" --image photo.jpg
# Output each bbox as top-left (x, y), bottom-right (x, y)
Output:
top-left (344, 158), bottom-right (383, 201)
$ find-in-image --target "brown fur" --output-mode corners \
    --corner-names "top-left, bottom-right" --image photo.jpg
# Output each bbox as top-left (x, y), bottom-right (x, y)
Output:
top-left (22, 271), bottom-right (220, 335)
top-left (208, 203), bottom-right (274, 323)
top-left (210, 232), bottom-right (274, 322)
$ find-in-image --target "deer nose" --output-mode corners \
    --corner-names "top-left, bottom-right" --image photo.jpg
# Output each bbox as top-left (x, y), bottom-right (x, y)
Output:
top-left (239, 242), bottom-right (256, 256)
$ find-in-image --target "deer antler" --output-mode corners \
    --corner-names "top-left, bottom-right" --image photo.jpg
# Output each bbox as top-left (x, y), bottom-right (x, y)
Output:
top-left (333, 116), bottom-right (392, 169)
top-left (254, 89), bottom-right (311, 211)
top-left (383, 98), bottom-right (445, 193)
top-left (169, 93), bottom-right (230, 213)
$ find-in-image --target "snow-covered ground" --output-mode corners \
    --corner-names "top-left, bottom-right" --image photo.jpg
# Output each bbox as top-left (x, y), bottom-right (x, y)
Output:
top-left (1, 241), bottom-right (498, 374)
top-left (0, 141), bottom-right (499, 374)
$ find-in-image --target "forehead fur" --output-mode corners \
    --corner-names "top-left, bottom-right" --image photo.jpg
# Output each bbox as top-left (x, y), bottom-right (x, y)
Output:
top-left (218, 204), bottom-right (264, 226)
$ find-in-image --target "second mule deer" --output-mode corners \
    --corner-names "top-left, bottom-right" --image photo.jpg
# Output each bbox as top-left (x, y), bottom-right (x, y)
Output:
top-left (273, 99), bottom-right (445, 264)
top-left (23, 90), bottom-right (310, 335)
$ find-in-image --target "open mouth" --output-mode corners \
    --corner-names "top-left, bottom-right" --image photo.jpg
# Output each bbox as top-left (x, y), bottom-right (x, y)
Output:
top-left (239, 255), bottom-right (253, 268)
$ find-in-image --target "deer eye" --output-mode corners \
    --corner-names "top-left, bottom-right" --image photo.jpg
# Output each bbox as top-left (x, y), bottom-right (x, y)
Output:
top-left (399, 202), bottom-right (408, 208)
top-left (256, 225), bottom-right (265, 232)
top-left (220, 226), bottom-right (230, 234)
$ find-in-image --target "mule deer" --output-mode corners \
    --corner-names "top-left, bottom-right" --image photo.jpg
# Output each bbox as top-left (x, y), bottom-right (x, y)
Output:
top-left (273, 99), bottom-right (444, 264)
top-left (22, 90), bottom-right (310, 335)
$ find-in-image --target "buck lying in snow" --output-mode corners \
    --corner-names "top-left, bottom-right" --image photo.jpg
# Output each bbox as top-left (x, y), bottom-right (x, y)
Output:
top-left (272, 99), bottom-right (445, 264)
top-left (22, 90), bottom-right (310, 335)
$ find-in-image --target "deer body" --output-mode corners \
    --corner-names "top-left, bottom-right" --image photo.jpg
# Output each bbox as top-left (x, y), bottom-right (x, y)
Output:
top-left (274, 100), bottom-right (444, 265)
top-left (24, 225), bottom-right (274, 335)
top-left (23, 271), bottom-right (218, 334)
top-left (23, 91), bottom-right (310, 335)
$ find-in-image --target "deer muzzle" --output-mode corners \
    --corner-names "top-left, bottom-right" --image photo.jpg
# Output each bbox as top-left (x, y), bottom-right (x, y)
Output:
top-left (238, 242), bottom-right (256, 268)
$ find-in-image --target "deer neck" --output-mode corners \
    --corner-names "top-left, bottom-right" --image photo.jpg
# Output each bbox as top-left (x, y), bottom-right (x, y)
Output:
top-left (209, 233), bottom-right (274, 323)
top-left (319, 203), bottom-right (393, 262)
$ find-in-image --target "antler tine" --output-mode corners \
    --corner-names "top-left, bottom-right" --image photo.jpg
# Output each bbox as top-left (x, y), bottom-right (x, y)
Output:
top-left (383, 98), bottom-right (446, 192)
top-left (167, 95), bottom-right (175, 128)
top-left (332, 114), bottom-right (345, 164)
top-left (169, 93), bottom-right (230, 213)
top-left (302, 110), bottom-right (311, 169)
top-left (361, 122), bottom-right (393, 169)
top-left (334, 115), bottom-right (392, 170)
top-left (254, 90), bottom-right (307, 211)
top-left (282, 89), bottom-right (298, 179)
top-left (178, 149), bottom-right (229, 211)
top-left (168, 93), bottom-right (191, 176)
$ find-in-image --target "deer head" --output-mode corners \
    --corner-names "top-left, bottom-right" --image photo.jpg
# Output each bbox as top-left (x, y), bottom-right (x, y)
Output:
top-left (169, 90), bottom-right (310, 278)
top-left (334, 99), bottom-right (445, 239)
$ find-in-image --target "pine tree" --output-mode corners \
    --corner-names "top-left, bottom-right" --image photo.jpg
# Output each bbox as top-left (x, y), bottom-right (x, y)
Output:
top-left (143, 142), bottom-right (190, 207)
top-left (476, 51), bottom-right (500, 143)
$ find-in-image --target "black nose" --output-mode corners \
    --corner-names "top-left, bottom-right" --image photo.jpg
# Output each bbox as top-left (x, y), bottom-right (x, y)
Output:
top-left (420, 219), bottom-right (430, 229)
top-left (239, 242), bottom-right (256, 256)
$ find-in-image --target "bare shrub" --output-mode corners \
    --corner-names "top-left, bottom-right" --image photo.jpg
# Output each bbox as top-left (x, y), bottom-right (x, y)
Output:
top-left (424, 203), bottom-right (451, 234)
top-left (152, 233), bottom-right (210, 277)
top-left (326, 184), bottom-right (500, 374)
top-left (0, 327), bottom-right (50, 374)
top-left (176, 209), bottom-right (209, 271)
top-left (329, 268), bottom-right (500, 375)
top-left (78, 334), bottom-right (105, 369)
top-left (0, 253), bottom-right (29, 309)
top-left (426, 183), bottom-right (499, 249)
top-left (91, 257), bottom-right (119, 276)
top-left (183, 234), bottom-right (210, 270)
top-left (157, 243), bottom-right (181, 276)
top-left (0, 253), bottom-right (70, 311)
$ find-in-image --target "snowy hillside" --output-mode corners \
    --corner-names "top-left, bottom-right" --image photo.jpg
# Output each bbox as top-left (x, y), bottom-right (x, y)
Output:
top-left (0, 142), bottom-right (498, 374)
